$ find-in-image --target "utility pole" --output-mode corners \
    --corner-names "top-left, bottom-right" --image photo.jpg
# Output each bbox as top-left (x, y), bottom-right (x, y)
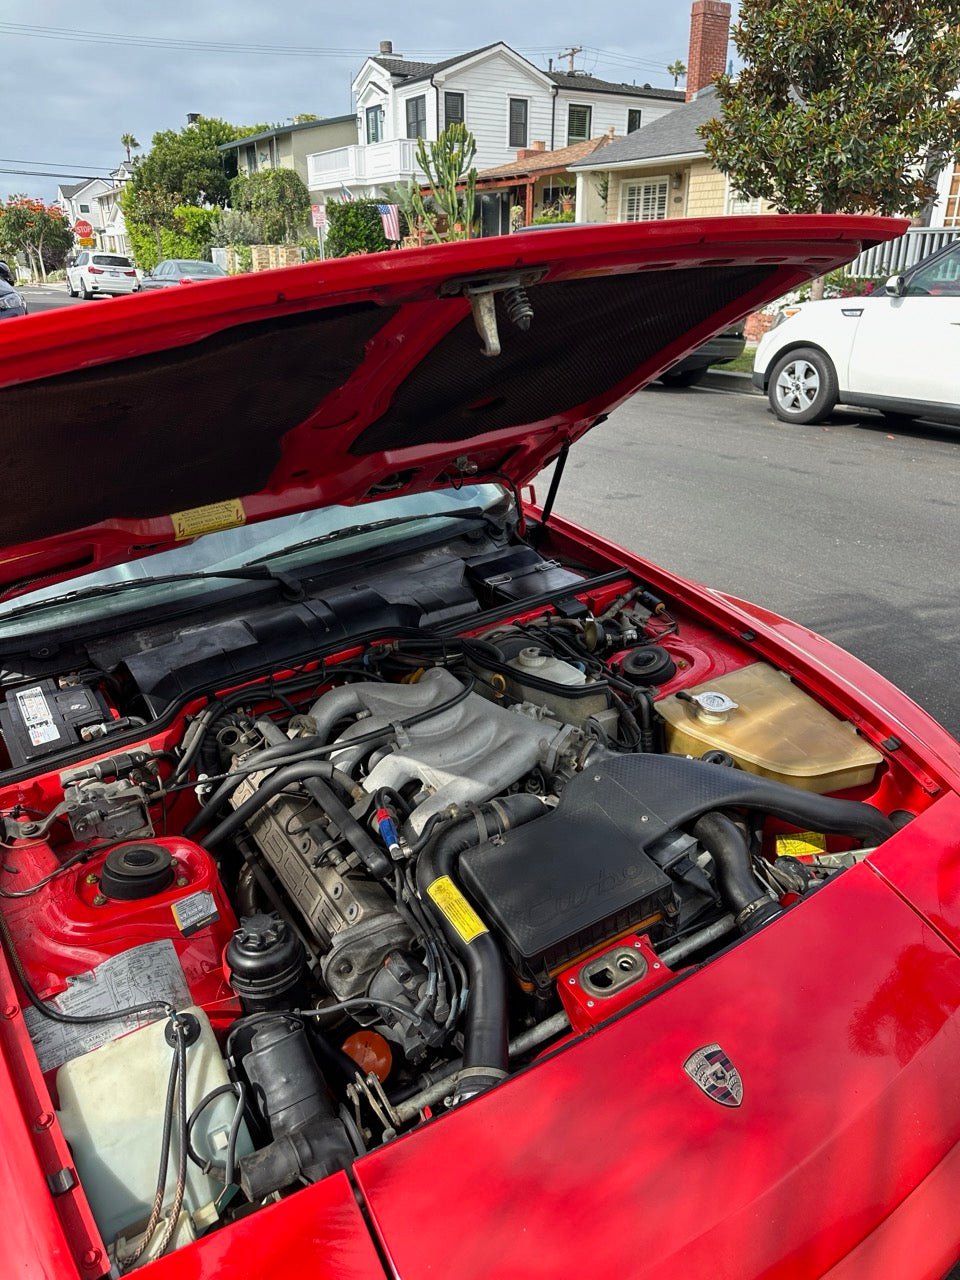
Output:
top-left (558, 46), bottom-right (583, 73)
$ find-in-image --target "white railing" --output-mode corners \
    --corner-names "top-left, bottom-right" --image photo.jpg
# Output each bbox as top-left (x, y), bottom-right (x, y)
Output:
top-left (307, 139), bottom-right (422, 189)
top-left (846, 225), bottom-right (960, 277)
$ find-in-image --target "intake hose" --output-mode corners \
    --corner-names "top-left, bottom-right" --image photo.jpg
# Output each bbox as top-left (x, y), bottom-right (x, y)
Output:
top-left (201, 762), bottom-right (392, 880)
top-left (416, 794), bottom-right (544, 1099)
top-left (692, 813), bottom-right (781, 933)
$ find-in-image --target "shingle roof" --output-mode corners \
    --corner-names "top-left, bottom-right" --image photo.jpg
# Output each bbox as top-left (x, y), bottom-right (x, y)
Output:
top-left (477, 135), bottom-right (614, 180)
top-left (218, 116), bottom-right (356, 151)
top-left (548, 72), bottom-right (683, 102)
top-left (570, 85), bottom-right (719, 169)
top-left (57, 179), bottom-right (100, 199)
top-left (371, 43), bottom-right (504, 85)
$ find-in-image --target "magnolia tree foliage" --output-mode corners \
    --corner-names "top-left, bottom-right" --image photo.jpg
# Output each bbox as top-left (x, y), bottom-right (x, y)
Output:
top-left (0, 195), bottom-right (72, 281)
top-left (229, 169), bottom-right (311, 244)
top-left (412, 124), bottom-right (478, 241)
top-left (700, 0), bottom-right (960, 215)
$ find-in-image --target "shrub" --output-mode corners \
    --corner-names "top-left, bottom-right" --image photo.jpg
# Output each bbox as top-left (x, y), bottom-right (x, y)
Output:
top-left (325, 200), bottom-right (388, 257)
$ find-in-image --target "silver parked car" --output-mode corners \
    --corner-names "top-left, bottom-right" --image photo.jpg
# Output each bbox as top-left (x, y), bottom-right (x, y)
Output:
top-left (140, 259), bottom-right (229, 290)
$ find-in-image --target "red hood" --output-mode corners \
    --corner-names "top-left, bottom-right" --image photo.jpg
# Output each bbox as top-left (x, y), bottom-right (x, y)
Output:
top-left (0, 216), bottom-right (902, 597)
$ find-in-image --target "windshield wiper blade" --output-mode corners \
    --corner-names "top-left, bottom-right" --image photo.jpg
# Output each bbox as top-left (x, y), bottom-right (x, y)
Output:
top-left (242, 508), bottom-right (490, 568)
top-left (0, 564), bottom-right (304, 623)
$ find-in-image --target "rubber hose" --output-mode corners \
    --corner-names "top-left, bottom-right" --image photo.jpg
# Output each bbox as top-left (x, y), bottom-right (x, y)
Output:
top-left (692, 812), bottom-right (781, 933)
top-left (416, 794), bottom-right (544, 1097)
top-left (201, 763), bottom-right (391, 880)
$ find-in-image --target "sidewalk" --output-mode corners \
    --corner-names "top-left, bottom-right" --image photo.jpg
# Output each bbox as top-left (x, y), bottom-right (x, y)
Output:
top-left (699, 367), bottom-right (760, 395)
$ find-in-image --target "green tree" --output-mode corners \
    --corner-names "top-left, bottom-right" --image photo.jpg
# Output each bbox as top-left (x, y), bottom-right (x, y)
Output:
top-left (325, 199), bottom-right (388, 257)
top-left (121, 183), bottom-right (179, 268)
top-left (411, 123), bottom-right (478, 242)
top-left (131, 116), bottom-right (252, 210)
top-left (229, 169), bottom-right (311, 243)
top-left (700, 0), bottom-right (960, 216)
top-left (666, 59), bottom-right (686, 87)
top-left (120, 132), bottom-right (140, 163)
top-left (0, 195), bottom-right (72, 282)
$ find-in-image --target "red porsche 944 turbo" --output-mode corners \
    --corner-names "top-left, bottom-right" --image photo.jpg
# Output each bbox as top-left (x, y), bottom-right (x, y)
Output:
top-left (1, 216), bottom-right (959, 1280)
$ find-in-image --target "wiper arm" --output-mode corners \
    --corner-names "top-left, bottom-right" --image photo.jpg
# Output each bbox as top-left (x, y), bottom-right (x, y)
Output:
top-left (0, 564), bottom-right (305, 623)
top-left (242, 508), bottom-right (490, 567)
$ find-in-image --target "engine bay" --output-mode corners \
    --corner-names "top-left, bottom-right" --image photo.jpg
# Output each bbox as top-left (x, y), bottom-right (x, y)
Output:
top-left (0, 514), bottom-right (921, 1272)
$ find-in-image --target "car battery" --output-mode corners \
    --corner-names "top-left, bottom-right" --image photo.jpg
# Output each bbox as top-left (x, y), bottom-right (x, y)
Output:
top-left (0, 677), bottom-right (115, 767)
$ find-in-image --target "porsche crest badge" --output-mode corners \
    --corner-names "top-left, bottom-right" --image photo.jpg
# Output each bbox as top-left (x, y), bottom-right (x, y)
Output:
top-left (683, 1044), bottom-right (743, 1107)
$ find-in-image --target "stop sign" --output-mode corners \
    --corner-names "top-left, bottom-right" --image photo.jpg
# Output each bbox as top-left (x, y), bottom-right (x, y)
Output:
top-left (74, 219), bottom-right (93, 238)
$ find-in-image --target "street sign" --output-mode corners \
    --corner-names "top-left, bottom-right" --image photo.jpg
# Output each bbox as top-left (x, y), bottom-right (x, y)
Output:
top-left (74, 219), bottom-right (93, 238)
top-left (78, 238), bottom-right (95, 247)
top-left (311, 204), bottom-right (326, 229)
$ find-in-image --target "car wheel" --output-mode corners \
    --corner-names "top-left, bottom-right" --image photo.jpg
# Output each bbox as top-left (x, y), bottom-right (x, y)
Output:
top-left (79, 279), bottom-right (91, 300)
top-left (660, 368), bottom-right (704, 388)
top-left (768, 348), bottom-right (838, 424)
top-left (67, 277), bottom-right (78, 298)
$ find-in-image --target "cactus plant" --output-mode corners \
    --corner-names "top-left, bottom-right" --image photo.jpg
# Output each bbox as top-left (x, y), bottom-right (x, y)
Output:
top-left (411, 124), bottom-right (478, 242)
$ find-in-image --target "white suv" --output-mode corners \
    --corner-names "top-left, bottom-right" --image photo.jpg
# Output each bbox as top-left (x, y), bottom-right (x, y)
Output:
top-left (753, 240), bottom-right (960, 426)
top-left (66, 252), bottom-right (140, 300)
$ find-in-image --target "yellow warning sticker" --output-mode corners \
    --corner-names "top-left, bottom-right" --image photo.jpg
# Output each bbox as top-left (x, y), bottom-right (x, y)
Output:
top-left (171, 499), bottom-right (246, 541)
top-left (427, 876), bottom-right (488, 944)
top-left (776, 830), bottom-right (828, 858)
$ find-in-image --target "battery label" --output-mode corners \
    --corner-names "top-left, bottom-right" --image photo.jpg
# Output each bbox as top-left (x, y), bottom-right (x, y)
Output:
top-left (15, 686), bottom-right (61, 746)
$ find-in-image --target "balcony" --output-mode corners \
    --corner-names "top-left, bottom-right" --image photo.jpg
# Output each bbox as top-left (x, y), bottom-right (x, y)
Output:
top-left (307, 139), bottom-right (423, 192)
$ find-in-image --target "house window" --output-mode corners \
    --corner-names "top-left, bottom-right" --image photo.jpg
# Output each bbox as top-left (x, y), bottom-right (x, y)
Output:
top-left (508, 98), bottom-right (528, 148)
top-left (79, 203), bottom-right (90, 213)
top-left (724, 177), bottom-right (762, 215)
top-left (627, 109), bottom-right (642, 134)
top-left (944, 170), bottom-right (960, 227)
top-left (444, 92), bottom-right (464, 129)
top-left (622, 179), bottom-right (668, 221)
top-left (405, 95), bottom-right (427, 139)
top-left (366, 105), bottom-right (384, 144)
top-left (568, 104), bottom-right (592, 144)
top-left (245, 145), bottom-right (257, 173)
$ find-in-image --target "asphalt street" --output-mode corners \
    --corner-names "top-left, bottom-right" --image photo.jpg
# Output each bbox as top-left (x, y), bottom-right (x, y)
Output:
top-left (18, 284), bottom-right (85, 315)
top-left (540, 382), bottom-right (960, 736)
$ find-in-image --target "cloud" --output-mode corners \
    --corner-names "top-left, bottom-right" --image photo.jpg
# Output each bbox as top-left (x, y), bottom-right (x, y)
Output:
top-left (4, 0), bottom-right (700, 203)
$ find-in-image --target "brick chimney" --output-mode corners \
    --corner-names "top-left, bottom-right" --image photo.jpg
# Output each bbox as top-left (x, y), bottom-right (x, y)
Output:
top-left (686, 0), bottom-right (730, 101)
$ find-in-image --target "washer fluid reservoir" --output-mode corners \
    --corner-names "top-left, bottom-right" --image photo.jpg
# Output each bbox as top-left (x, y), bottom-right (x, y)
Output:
top-left (655, 662), bottom-right (882, 793)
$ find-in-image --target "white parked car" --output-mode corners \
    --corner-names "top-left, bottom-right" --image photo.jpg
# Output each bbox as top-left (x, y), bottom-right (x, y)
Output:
top-left (66, 251), bottom-right (140, 300)
top-left (753, 240), bottom-right (960, 425)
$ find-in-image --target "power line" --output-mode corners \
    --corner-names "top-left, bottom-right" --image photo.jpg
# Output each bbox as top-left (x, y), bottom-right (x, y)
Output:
top-left (0, 158), bottom-right (115, 173)
top-left (0, 167), bottom-right (106, 180)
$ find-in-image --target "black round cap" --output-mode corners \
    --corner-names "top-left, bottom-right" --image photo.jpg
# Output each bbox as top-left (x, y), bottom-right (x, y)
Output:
top-left (100, 843), bottom-right (175, 900)
top-left (619, 645), bottom-right (677, 686)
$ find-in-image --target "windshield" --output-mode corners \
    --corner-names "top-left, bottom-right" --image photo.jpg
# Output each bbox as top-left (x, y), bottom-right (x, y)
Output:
top-left (0, 484), bottom-right (504, 637)
top-left (93, 255), bottom-right (134, 268)
top-left (178, 261), bottom-right (226, 277)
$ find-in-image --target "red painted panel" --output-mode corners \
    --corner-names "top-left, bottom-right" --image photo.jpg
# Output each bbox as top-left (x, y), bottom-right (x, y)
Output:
top-left (140, 1172), bottom-right (386, 1280)
top-left (868, 790), bottom-right (960, 955)
top-left (355, 866), bottom-right (960, 1280)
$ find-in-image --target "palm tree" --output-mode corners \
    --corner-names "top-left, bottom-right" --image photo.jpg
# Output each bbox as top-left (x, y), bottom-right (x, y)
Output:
top-left (666, 60), bottom-right (686, 88)
top-left (120, 133), bottom-right (140, 163)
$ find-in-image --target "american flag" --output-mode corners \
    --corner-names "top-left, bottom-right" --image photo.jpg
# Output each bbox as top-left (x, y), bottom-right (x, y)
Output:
top-left (340, 183), bottom-right (355, 202)
top-left (376, 203), bottom-right (401, 242)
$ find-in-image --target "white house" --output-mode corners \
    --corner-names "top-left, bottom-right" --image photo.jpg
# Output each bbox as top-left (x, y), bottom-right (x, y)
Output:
top-left (306, 41), bottom-right (683, 206)
top-left (55, 177), bottom-right (113, 237)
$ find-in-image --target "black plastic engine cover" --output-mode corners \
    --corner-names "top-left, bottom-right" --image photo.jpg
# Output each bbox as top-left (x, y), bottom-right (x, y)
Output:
top-left (458, 762), bottom-right (678, 988)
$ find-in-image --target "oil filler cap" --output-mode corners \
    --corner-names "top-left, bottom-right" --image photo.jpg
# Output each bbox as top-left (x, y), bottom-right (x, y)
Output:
top-left (100, 843), bottom-right (175, 900)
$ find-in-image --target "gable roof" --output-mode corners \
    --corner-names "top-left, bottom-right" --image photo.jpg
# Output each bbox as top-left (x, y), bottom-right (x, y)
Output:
top-left (219, 116), bottom-right (356, 152)
top-left (57, 178), bottom-right (101, 200)
top-left (371, 43), bottom-right (505, 86)
top-left (476, 135), bottom-right (614, 180)
top-left (548, 72), bottom-right (683, 102)
top-left (570, 85), bottom-right (719, 170)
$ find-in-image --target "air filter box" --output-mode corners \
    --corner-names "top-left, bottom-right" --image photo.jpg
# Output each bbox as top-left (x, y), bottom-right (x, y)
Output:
top-left (458, 769), bottom-right (676, 988)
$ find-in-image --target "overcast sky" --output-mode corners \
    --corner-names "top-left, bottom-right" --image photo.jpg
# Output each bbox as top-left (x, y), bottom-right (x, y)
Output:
top-left (4, 1), bottom-right (728, 205)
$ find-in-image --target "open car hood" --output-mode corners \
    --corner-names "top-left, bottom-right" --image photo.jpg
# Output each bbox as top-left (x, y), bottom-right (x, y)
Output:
top-left (0, 215), bottom-right (902, 598)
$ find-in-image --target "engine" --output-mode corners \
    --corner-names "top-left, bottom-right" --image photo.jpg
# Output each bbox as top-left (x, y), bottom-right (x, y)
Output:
top-left (0, 581), bottom-right (902, 1271)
